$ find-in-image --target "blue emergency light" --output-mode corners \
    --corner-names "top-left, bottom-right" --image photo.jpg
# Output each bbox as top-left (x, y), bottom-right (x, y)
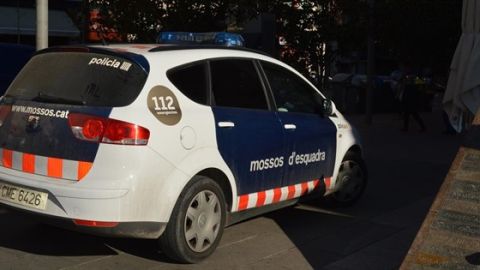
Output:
top-left (157, 32), bottom-right (245, 47)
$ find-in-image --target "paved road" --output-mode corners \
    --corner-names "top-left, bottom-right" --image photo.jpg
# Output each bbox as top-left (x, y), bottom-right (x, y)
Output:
top-left (0, 112), bottom-right (463, 270)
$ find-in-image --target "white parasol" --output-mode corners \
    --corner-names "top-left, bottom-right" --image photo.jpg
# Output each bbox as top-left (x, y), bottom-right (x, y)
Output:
top-left (444, 0), bottom-right (480, 132)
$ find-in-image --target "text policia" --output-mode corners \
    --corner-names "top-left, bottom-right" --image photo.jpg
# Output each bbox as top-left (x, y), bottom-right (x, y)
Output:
top-left (250, 149), bottom-right (326, 172)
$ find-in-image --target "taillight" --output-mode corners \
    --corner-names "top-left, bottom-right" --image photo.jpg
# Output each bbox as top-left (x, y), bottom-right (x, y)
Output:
top-left (0, 105), bottom-right (12, 127)
top-left (68, 113), bottom-right (150, 145)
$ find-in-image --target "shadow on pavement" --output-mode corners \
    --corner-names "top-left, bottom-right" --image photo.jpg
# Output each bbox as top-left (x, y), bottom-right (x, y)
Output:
top-left (0, 112), bottom-right (464, 269)
top-left (0, 209), bottom-right (116, 256)
top-left (0, 207), bottom-right (175, 263)
top-left (255, 112), bottom-right (462, 269)
top-left (264, 203), bottom-right (414, 269)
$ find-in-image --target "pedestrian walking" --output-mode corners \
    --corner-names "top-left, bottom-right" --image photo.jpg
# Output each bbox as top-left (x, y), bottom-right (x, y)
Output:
top-left (395, 71), bottom-right (426, 132)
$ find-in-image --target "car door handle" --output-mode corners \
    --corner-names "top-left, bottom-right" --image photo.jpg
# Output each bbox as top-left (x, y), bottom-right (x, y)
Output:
top-left (284, 124), bottom-right (296, 130)
top-left (218, 121), bottom-right (235, 128)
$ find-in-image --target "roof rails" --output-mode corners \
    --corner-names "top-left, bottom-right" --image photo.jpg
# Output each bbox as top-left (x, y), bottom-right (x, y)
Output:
top-left (157, 32), bottom-right (245, 47)
top-left (148, 44), bottom-right (270, 56)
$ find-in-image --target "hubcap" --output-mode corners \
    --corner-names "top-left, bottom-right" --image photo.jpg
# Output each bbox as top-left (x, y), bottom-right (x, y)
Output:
top-left (198, 213), bottom-right (207, 228)
top-left (184, 190), bottom-right (221, 253)
top-left (334, 160), bottom-right (365, 203)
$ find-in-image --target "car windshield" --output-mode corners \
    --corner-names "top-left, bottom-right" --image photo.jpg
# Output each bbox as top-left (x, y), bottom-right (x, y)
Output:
top-left (5, 52), bottom-right (148, 107)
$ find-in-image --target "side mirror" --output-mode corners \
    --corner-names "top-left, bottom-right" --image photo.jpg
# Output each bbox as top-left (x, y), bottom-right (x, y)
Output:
top-left (322, 99), bottom-right (334, 116)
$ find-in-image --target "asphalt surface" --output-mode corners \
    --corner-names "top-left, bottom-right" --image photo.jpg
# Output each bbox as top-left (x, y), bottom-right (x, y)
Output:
top-left (0, 112), bottom-right (463, 270)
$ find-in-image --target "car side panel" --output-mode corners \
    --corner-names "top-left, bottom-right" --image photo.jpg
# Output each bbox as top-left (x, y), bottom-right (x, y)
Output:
top-left (212, 107), bottom-right (286, 195)
top-left (112, 63), bottom-right (239, 218)
top-left (278, 112), bottom-right (337, 186)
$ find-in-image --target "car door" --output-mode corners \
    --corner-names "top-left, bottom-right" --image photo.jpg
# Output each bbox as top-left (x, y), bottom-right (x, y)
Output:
top-left (209, 59), bottom-right (286, 199)
top-left (260, 61), bottom-right (337, 187)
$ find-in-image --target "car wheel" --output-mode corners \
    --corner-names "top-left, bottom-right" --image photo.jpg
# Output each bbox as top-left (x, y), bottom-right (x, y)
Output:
top-left (159, 176), bottom-right (226, 263)
top-left (327, 152), bottom-right (367, 207)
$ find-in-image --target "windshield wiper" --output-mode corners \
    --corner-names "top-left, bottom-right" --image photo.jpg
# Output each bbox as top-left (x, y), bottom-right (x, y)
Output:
top-left (32, 92), bottom-right (86, 105)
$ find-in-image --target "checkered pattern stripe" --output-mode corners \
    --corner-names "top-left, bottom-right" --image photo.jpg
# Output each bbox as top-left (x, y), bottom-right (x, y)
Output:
top-left (235, 177), bottom-right (332, 212)
top-left (0, 148), bottom-right (92, 181)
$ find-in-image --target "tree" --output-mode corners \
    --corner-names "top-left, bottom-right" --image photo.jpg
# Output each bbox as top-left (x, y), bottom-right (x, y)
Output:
top-left (89, 0), bottom-right (238, 42)
top-left (375, 0), bottom-right (462, 75)
top-left (86, 0), bottom-right (461, 79)
top-left (87, 0), bottom-right (350, 78)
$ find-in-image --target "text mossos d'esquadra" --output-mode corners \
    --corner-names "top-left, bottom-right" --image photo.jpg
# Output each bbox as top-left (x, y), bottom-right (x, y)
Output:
top-left (250, 149), bottom-right (326, 172)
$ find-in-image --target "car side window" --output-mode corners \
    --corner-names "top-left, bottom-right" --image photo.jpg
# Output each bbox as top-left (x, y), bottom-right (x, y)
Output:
top-left (210, 59), bottom-right (268, 110)
top-left (261, 61), bottom-right (323, 114)
top-left (167, 62), bottom-right (208, 105)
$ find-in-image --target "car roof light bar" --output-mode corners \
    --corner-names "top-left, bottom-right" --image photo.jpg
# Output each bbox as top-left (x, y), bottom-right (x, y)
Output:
top-left (156, 32), bottom-right (245, 47)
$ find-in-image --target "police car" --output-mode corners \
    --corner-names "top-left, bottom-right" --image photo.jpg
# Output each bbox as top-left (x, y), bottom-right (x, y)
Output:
top-left (0, 33), bottom-right (366, 263)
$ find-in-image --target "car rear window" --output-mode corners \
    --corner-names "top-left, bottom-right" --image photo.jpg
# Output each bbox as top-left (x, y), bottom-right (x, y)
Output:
top-left (5, 52), bottom-right (148, 107)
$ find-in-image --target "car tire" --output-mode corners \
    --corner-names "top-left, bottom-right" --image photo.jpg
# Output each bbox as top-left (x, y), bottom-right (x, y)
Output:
top-left (159, 176), bottom-right (226, 263)
top-left (326, 152), bottom-right (367, 207)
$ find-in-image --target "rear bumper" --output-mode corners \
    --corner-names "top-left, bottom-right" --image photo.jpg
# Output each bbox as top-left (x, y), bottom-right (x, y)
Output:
top-left (0, 168), bottom-right (169, 237)
top-left (0, 142), bottom-right (186, 237)
top-left (0, 173), bottom-right (130, 219)
top-left (1, 203), bottom-right (167, 239)
top-left (0, 142), bottom-right (181, 226)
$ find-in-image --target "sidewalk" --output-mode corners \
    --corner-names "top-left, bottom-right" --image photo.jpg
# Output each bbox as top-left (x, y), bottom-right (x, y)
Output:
top-left (401, 112), bottom-right (480, 269)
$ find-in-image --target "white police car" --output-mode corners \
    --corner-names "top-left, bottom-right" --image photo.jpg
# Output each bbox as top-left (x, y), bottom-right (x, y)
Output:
top-left (0, 33), bottom-right (366, 263)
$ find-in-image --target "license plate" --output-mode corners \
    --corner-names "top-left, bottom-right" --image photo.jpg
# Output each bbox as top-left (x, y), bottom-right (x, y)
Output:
top-left (0, 182), bottom-right (48, 210)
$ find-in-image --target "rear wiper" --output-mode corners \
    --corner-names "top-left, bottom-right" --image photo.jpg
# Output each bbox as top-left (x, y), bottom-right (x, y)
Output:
top-left (1, 95), bottom-right (16, 104)
top-left (32, 92), bottom-right (86, 105)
